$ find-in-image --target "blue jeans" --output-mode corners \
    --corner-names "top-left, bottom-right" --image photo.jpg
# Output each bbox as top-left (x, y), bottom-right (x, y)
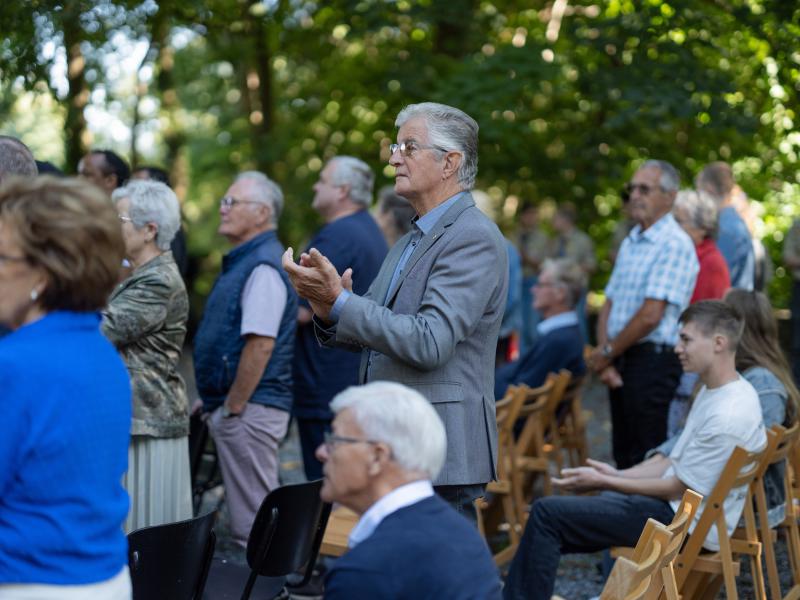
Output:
top-left (503, 491), bottom-right (675, 600)
top-left (434, 484), bottom-right (485, 527)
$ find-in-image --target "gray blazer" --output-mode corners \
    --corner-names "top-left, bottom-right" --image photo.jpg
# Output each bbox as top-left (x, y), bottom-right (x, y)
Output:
top-left (316, 193), bottom-right (508, 485)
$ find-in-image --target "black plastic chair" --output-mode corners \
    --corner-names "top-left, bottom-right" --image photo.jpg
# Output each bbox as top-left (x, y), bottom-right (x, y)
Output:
top-left (128, 510), bottom-right (217, 600)
top-left (204, 479), bottom-right (332, 600)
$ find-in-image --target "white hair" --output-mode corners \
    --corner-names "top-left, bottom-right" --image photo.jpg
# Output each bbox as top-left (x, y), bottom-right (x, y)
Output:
top-left (112, 180), bottom-right (180, 250)
top-left (235, 171), bottom-right (284, 225)
top-left (395, 102), bottom-right (479, 190)
top-left (641, 159), bottom-right (681, 193)
top-left (674, 189), bottom-right (718, 238)
top-left (540, 257), bottom-right (587, 309)
top-left (330, 382), bottom-right (447, 480)
top-left (329, 156), bottom-right (374, 208)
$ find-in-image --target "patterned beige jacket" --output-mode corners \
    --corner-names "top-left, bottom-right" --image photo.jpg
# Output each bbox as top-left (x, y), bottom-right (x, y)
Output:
top-left (102, 252), bottom-right (190, 438)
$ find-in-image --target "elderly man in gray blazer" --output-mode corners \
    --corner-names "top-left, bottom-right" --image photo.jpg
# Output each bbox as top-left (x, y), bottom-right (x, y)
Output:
top-left (283, 102), bottom-right (508, 520)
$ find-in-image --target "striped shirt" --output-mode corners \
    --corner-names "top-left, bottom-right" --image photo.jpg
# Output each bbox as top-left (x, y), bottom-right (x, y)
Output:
top-left (605, 213), bottom-right (698, 346)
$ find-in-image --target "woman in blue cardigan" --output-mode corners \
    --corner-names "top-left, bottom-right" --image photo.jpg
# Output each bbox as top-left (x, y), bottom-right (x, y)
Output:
top-left (0, 177), bottom-right (132, 599)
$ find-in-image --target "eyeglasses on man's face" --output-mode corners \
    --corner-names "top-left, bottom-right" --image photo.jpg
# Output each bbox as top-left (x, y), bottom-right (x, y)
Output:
top-left (389, 141), bottom-right (449, 159)
top-left (624, 182), bottom-right (663, 197)
top-left (118, 214), bottom-right (133, 223)
top-left (220, 196), bottom-right (261, 209)
top-left (323, 431), bottom-right (381, 451)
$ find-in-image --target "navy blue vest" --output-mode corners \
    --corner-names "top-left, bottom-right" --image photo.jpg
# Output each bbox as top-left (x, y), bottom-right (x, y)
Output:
top-left (194, 230), bottom-right (297, 412)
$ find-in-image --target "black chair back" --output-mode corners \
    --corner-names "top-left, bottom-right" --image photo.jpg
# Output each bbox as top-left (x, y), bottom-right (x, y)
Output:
top-left (246, 479), bottom-right (331, 578)
top-left (128, 510), bottom-right (217, 600)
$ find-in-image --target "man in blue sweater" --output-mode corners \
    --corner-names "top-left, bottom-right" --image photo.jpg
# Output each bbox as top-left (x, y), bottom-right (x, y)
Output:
top-left (292, 156), bottom-right (387, 480)
top-left (494, 257), bottom-right (587, 399)
top-left (319, 381), bottom-right (502, 599)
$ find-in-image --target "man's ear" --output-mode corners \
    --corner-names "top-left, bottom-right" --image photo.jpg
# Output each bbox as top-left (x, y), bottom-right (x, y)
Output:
top-left (367, 443), bottom-right (392, 476)
top-left (712, 332), bottom-right (728, 353)
top-left (441, 151), bottom-right (462, 180)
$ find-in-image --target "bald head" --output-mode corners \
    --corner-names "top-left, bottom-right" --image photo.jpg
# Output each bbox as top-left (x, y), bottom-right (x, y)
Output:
top-left (0, 136), bottom-right (38, 184)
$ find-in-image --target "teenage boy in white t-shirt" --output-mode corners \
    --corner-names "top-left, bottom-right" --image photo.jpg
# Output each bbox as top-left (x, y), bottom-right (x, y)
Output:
top-left (503, 300), bottom-right (767, 600)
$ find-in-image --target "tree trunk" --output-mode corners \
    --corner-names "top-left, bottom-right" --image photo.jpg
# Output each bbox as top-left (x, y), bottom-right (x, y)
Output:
top-left (62, 1), bottom-right (88, 174)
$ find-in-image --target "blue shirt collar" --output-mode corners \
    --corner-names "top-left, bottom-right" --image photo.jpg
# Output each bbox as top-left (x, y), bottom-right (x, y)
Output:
top-left (413, 191), bottom-right (467, 236)
top-left (536, 310), bottom-right (579, 336)
top-left (629, 212), bottom-right (677, 243)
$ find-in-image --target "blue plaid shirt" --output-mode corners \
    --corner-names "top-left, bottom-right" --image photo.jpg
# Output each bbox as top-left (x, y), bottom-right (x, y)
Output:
top-left (605, 213), bottom-right (699, 346)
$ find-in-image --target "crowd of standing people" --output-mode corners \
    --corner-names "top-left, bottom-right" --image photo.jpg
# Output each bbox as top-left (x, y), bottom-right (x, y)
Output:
top-left (0, 95), bottom-right (797, 599)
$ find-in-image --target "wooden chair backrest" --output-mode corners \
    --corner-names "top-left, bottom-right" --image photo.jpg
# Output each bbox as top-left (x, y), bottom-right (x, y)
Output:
top-left (767, 421), bottom-right (800, 468)
top-left (657, 489), bottom-right (703, 566)
top-left (516, 373), bottom-right (568, 456)
top-left (496, 385), bottom-right (528, 441)
top-left (601, 519), bottom-right (673, 600)
top-left (674, 441), bottom-right (773, 589)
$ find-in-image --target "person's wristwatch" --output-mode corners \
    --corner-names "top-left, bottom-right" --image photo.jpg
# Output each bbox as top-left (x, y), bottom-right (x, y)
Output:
top-left (221, 404), bottom-right (239, 418)
top-left (600, 343), bottom-right (614, 359)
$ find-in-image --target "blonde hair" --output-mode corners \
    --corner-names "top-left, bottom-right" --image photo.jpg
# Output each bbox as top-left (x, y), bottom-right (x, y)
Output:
top-left (0, 176), bottom-right (124, 312)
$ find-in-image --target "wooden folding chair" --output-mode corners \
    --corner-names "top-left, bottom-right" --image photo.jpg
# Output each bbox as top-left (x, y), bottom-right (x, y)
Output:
top-left (776, 422), bottom-right (800, 600)
top-left (673, 442), bottom-right (773, 600)
top-left (476, 385), bottom-right (528, 565)
top-left (514, 372), bottom-right (570, 503)
top-left (746, 423), bottom-right (800, 600)
top-left (601, 519), bottom-right (674, 600)
top-left (610, 489), bottom-right (703, 600)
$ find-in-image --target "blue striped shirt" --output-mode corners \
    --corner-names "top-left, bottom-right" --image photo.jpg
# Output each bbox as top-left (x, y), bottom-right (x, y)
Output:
top-left (605, 213), bottom-right (698, 346)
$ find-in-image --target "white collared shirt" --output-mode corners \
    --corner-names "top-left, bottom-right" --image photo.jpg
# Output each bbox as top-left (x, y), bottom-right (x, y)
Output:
top-left (535, 310), bottom-right (579, 337)
top-left (348, 480), bottom-right (434, 549)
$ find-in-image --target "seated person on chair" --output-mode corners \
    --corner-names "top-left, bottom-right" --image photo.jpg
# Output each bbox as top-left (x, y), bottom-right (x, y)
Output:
top-left (318, 381), bottom-right (502, 600)
top-left (494, 257), bottom-right (586, 400)
top-left (503, 300), bottom-right (767, 600)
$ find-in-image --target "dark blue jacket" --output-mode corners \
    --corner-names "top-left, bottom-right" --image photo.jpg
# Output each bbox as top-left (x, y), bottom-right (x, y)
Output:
top-left (292, 210), bottom-right (387, 419)
top-left (494, 323), bottom-right (585, 399)
top-left (194, 230), bottom-right (297, 412)
top-left (324, 495), bottom-right (502, 600)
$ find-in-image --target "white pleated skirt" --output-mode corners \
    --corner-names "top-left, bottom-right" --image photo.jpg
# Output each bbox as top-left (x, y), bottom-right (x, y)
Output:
top-left (123, 436), bottom-right (193, 534)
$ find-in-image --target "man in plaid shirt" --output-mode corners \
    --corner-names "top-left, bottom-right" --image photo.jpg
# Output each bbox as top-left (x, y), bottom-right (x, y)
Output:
top-left (588, 160), bottom-right (699, 468)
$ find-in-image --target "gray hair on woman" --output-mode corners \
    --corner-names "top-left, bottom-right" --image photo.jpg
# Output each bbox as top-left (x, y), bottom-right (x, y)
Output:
top-left (235, 171), bottom-right (284, 225)
top-left (330, 156), bottom-right (374, 208)
top-left (642, 159), bottom-right (681, 193)
top-left (540, 257), bottom-right (587, 309)
top-left (330, 381), bottom-right (447, 480)
top-left (395, 102), bottom-right (479, 190)
top-left (112, 180), bottom-right (180, 250)
top-left (674, 189), bottom-right (718, 239)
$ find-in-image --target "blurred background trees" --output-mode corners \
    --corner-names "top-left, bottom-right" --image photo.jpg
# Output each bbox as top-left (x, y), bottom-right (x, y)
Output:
top-left (1, 0), bottom-right (799, 313)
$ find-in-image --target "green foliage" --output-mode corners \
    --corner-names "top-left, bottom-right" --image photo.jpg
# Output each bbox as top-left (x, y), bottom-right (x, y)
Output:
top-left (2, 0), bottom-right (800, 307)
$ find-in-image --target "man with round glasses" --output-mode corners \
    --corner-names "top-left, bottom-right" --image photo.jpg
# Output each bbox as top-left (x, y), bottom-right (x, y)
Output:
top-left (283, 102), bottom-right (508, 522)
top-left (588, 160), bottom-right (698, 469)
top-left (193, 171), bottom-right (298, 548)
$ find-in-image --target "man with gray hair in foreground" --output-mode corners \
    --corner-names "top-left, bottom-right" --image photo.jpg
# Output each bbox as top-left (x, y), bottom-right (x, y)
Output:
top-left (320, 381), bottom-right (502, 599)
top-left (193, 171), bottom-right (298, 547)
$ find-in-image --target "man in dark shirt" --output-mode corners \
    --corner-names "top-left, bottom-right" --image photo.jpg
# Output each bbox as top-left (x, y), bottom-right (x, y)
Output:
top-left (494, 257), bottom-right (586, 399)
top-left (292, 156), bottom-right (388, 479)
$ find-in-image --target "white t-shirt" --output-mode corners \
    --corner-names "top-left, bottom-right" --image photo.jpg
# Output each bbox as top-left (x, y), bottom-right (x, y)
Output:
top-left (240, 265), bottom-right (287, 338)
top-left (662, 375), bottom-right (766, 551)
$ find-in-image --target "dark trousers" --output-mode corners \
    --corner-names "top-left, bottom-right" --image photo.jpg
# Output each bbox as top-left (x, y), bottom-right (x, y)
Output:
top-left (610, 344), bottom-right (682, 469)
top-left (297, 417), bottom-right (331, 481)
top-left (791, 281), bottom-right (800, 386)
top-left (434, 484), bottom-right (485, 527)
top-left (503, 491), bottom-right (675, 600)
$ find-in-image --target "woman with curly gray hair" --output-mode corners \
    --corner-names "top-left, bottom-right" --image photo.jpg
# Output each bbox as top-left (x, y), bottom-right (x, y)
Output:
top-left (102, 179), bottom-right (191, 532)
